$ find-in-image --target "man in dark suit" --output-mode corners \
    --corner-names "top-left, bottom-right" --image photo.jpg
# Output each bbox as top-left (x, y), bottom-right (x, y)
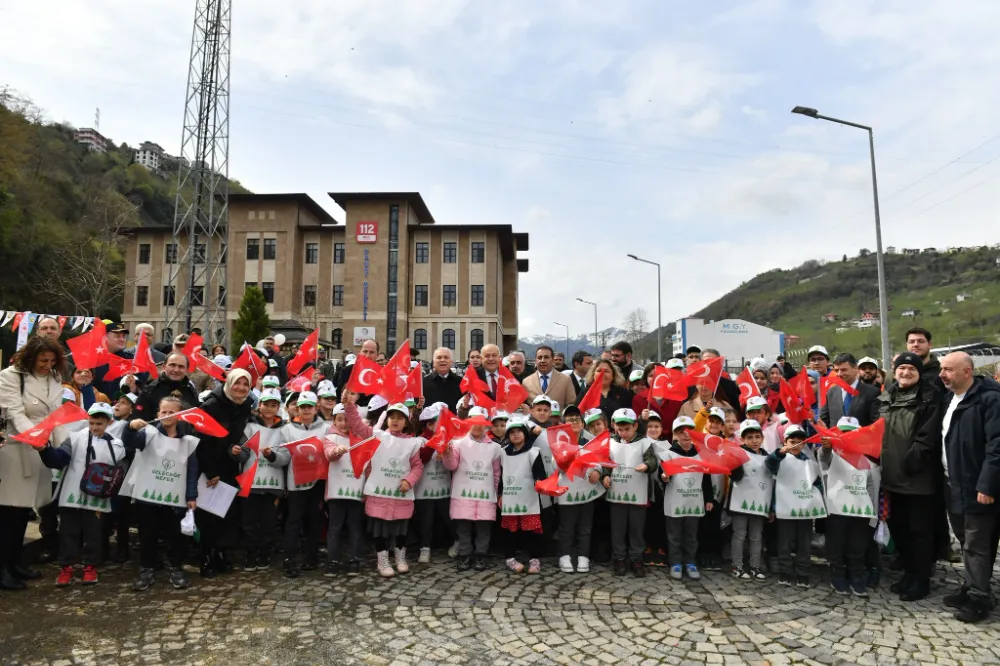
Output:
top-left (423, 347), bottom-right (463, 411)
top-left (568, 350), bottom-right (593, 395)
top-left (475, 343), bottom-right (503, 401)
top-left (819, 352), bottom-right (881, 427)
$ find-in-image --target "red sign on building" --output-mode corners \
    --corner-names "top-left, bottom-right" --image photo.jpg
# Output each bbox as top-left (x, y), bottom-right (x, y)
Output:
top-left (356, 221), bottom-right (378, 243)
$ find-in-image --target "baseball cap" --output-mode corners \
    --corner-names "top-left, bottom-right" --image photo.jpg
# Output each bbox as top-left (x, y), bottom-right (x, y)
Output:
top-left (344, 353), bottom-right (357, 365)
top-left (532, 394), bottom-right (553, 406)
top-left (506, 417), bottom-right (529, 433)
top-left (491, 410), bottom-right (510, 423)
top-left (262, 375), bottom-right (280, 388)
top-left (837, 416), bottom-right (860, 431)
top-left (612, 408), bottom-right (637, 423)
top-left (739, 419), bottom-right (762, 437)
top-left (784, 424), bottom-right (806, 440)
top-left (629, 369), bottom-right (644, 383)
top-left (665, 358), bottom-right (686, 370)
top-left (858, 356), bottom-right (879, 368)
top-left (468, 406), bottom-right (490, 419)
top-left (745, 396), bottom-right (768, 412)
top-left (115, 391), bottom-right (139, 405)
top-left (61, 388), bottom-right (76, 404)
top-left (707, 406), bottom-right (726, 422)
top-left (807, 345), bottom-right (830, 359)
top-left (368, 395), bottom-right (389, 412)
top-left (561, 404), bottom-right (581, 419)
top-left (386, 403), bottom-right (409, 417)
top-left (88, 402), bottom-right (114, 419)
top-left (672, 416), bottom-right (696, 431)
top-left (583, 408), bottom-right (604, 425)
top-left (213, 355), bottom-right (233, 369)
top-left (686, 346), bottom-right (702, 355)
top-left (419, 404), bottom-right (443, 421)
top-left (297, 391), bottom-right (318, 406)
top-left (646, 411), bottom-right (662, 422)
top-left (332, 403), bottom-right (346, 416)
top-left (259, 388), bottom-right (282, 403)
top-left (549, 400), bottom-right (561, 416)
top-left (316, 380), bottom-right (337, 398)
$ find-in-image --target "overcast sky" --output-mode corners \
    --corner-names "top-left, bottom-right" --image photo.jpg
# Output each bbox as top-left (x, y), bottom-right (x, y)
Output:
top-left (3, 0), bottom-right (1000, 338)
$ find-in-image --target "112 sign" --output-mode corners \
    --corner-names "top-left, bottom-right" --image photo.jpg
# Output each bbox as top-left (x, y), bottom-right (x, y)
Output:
top-left (356, 221), bottom-right (378, 243)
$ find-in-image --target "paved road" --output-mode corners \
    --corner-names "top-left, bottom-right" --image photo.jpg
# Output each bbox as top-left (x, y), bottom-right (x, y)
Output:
top-left (0, 554), bottom-right (997, 665)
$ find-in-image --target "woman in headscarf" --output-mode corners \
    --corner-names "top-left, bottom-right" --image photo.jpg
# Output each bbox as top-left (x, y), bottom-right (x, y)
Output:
top-left (195, 369), bottom-right (254, 577)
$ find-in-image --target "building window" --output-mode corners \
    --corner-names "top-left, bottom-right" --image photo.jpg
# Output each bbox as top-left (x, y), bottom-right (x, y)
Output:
top-left (442, 328), bottom-right (456, 350)
top-left (443, 285), bottom-right (456, 307)
top-left (303, 285), bottom-right (317, 306)
top-left (414, 285), bottom-right (428, 307)
top-left (443, 242), bottom-right (457, 263)
top-left (163, 286), bottom-right (176, 306)
top-left (263, 238), bottom-right (277, 260)
top-left (471, 242), bottom-right (484, 263)
top-left (220, 243), bottom-right (227, 264)
top-left (165, 243), bottom-right (178, 264)
top-left (332, 285), bottom-right (344, 306)
top-left (471, 284), bottom-right (485, 307)
top-left (334, 243), bottom-right (345, 264)
top-left (305, 242), bottom-right (318, 264)
top-left (471, 328), bottom-right (484, 350)
top-left (138, 243), bottom-right (151, 264)
top-left (136, 286), bottom-right (148, 307)
top-left (261, 282), bottom-right (274, 303)
top-left (414, 329), bottom-right (427, 350)
top-left (331, 328), bottom-right (342, 348)
top-left (245, 281), bottom-right (256, 293)
top-left (194, 243), bottom-right (206, 264)
top-left (415, 242), bottom-right (429, 263)
top-left (246, 238), bottom-right (259, 260)
top-left (190, 286), bottom-right (204, 306)
top-left (218, 285), bottom-right (226, 305)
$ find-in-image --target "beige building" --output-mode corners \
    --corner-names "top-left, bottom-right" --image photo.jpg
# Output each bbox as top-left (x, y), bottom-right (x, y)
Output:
top-left (122, 192), bottom-right (529, 357)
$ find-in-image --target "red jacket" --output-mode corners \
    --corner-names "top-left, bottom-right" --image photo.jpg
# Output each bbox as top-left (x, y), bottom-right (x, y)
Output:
top-left (632, 389), bottom-right (683, 427)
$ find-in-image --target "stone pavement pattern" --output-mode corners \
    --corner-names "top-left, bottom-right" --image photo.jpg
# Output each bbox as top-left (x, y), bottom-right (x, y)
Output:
top-left (0, 557), bottom-right (997, 666)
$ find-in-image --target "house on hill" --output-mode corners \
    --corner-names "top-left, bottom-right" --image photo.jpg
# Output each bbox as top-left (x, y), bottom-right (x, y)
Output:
top-left (822, 313), bottom-right (838, 323)
top-left (886, 246), bottom-right (897, 254)
top-left (903, 248), bottom-right (920, 256)
top-left (901, 309), bottom-right (919, 318)
top-left (957, 292), bottom-right (972, 303)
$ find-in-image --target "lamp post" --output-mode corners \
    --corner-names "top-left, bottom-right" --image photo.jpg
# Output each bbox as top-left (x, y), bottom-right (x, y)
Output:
top-left (576, 298), bottom-right (598, 352)
top-left (553, 321), bottom-right (569, 359)
top-left (792, 106), bottom-right (890, 372)
top-left (627, 253), bottom-right (662, 363)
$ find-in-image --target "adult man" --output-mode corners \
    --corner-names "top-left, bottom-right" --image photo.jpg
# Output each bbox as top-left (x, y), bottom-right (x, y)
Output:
top-left (134, 323), bottom-right (167, 364)
top-left (569, 350), bottom-right (593, 395)
top-left (133, 352), bottom-right (200, 417)
top-left (775, 354), bottom-right (797, 380)
top-left (808, 345), bottom-right (832, 376)
top-left (819, 353), bottom-right (880, 427)
top-left (522, 346), bottom-right (576, 406)
top-left (552, 352), bottom-right (567, 373)
top-left (86, 321), bottom-right (138, 398)
top-left (35, 317), bottom-right (61, 342)
top-left (264, 336), bottom-right (289, 385)
top-left (858, 357), bottom-right (880, 385)
top-left (376, 352), bottom-right (387, 365)
top-left (939, 352), bottom-right (1000, 623)
top-left (507, 350), bottom-right (529, 382)
top-left (906, 327), bottom-right (945, 394)
top-left (701, 348), bottom-right (741, 415)
top-left (422, 347), bottom-right (463, 410)
top-left (610, 341), bottom-right (642, 379)
top-left (684, 346), bottom-right (702, 367)
top-left (475, 344), bottom-right (503, 400)
top-left (316, 347), bottom-right (336, 381)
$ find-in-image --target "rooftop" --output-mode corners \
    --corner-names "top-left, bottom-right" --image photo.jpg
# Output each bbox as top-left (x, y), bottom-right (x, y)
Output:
top-left (229, 193), bottom-right (336, 225)
top-left (328, 192), bottom-right (435, 224)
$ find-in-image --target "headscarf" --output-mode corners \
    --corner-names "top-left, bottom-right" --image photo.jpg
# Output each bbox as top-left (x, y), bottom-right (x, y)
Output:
top-left (224, 368), bottom-right (253, 405)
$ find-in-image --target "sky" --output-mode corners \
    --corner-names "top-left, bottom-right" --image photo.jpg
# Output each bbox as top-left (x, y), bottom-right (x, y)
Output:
top-left (3, 0), bottom-right (1000, 340)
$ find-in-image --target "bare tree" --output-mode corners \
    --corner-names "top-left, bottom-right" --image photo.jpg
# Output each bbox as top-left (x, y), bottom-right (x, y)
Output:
top-left (622, 308), bottom-right (650, 344)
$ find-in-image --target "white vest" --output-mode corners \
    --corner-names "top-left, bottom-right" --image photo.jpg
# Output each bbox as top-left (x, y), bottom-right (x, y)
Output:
top-left (607, 438), bottom-right (651, 505)
top-left (325, 431), bottom-right (364, 501)
top-left (450, 437), bottom-right (500, 503)
top-left (57, 429), bottom-right (125, 513)
top-left (728, 453), bottom-right (773, 517)
top-left (661, 450), bottom-right (707, 517)
top-left (415, 437), bottom-right (452, 500)
top-left (127, 426), bottom-right (198, 508)
top-left (363, 432), bottom-right (422, 501)
top-left (244, 424), bottom-right (286, 492)
top-left (774, 454), bottom-right (826, 520)
top-left (281, 420), bottom-right (328, 492)
top-left (824, 451), bottom-right (878, 519)
top-left (500, 448), bottom-right (540, 516)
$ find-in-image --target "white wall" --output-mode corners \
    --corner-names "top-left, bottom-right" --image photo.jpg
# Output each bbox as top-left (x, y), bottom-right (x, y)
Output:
top-left (673, 318), bottom-right (784, 362)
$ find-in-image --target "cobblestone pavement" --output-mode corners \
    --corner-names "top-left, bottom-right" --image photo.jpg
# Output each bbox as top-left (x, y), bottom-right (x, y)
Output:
top-left (0, 553), bottom-right (997, 666)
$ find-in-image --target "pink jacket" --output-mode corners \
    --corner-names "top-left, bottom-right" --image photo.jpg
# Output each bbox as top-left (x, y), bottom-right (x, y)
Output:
top-left (324, 424), bottom-right (350, 461)
top-left (443, 436), bottom-right (501, 521)
top-left (345, 402), bottom-right (423, 521)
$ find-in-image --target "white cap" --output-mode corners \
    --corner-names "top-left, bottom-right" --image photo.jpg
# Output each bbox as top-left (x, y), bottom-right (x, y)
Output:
top-left (61, 387), bottom-right (76, 403)
top-left (837, 416), bottom-right (860, 431)
top-left (262, 375), bottom-right (280, 388)
top-left (629, 369), bottom-right (644, 383)
top-left (272, 334), bottom-right (286, 347)
top-left (491, 410), bottom-right (510, 422)
top-left (583, 408), bottom-right (604, 425)
top-left (549, 400), bottom-right (561, 415)
top-left (256, 339), bottom-right (267, 352)
top-left (368, 395), bottom-right (389, 411)
top-left (739, 419), bottom-right (762, 437)
top-left (784, 424), bottom-right (806, 440)
top-left (777, 412), bottom-right (790, 425)
top-left (750, 357), bottom-right (768, 372)
top-left (807, 345), bottom-right (830, 359)
top-left (213, 354), bottom-right (233, 369)
top-left (121, 392), bottom-right (138, 404)
top-left (419, 404), bottom-right (443, 421)
top-left (745, 396), bottom-right (768, 412)
top-left (612, 407), bottom-right (637, 423)
top-left (332, 403), bottom-right (346, 416)
top-left (665, 358), bottom-right (685, 370)
top-left (502, 356), bottom-right (510, 367)
top-left (386, 402), bottom-right (409, 417)
top-left (345, 353), bottom-right (357, 365)
top-left (87, 402), bottom-right (114, 419)
top-left (468, 406), bottom-right (490, 419)
top-left (259, 388), bottom-right (282, 403)
top-left (708, 406), bottom-right (726, 421)
top-left (858, 356), bottom-right (879, 368)
top-left (297, 391), bottom-right (318, 406)
top-left (316, 380), bottom-right (336, 398)
top-left (506, 416), bottom-right (529, 433)
top-left (532, 394), bottom-right (553, 406)
top-left (672, 416), bottom-right (696, 431)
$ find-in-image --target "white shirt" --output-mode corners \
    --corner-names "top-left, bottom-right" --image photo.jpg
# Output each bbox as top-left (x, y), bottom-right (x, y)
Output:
top-left (484, 370), bottom-right (499, 393)
top-left (842, 379), bottom-right (860, 405)
top-left (941, 391), bottom-right (967, 477)
top-left (539, 372), bottom-right (552, 389)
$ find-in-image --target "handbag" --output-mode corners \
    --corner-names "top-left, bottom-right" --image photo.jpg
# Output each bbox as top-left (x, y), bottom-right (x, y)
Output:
top-left (80, 433), bottom-right (126, 499)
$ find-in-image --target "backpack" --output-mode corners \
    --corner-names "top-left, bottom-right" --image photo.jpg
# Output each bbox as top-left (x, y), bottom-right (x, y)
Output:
top-left (80, 433), bottom-right (126, 499)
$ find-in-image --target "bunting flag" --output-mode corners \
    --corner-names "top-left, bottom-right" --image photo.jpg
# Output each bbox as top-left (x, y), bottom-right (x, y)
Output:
top-left (66, 320), bottom-right (109, 371)
top-left (820, 373), bottom-right (860, 407)
top-left (575, 369), bottom-right (606, 413)
top-left (10, 311), bottom-right (24, 332)
top-left (534, 470), bottom-right (569, 497)
top-left (286, 436), bottom-right (328, 485)
top-left (349, 435), bottom-right (381, 479)
top-left (689, 430), bottom-right (750, 471)
top-left (235, 431), bottom-right (261, 498)
top-left (735, 367), bottom-right (762, 407)
top-left (286, 328), bottom-right (320, 377)
top-left (83, 317), bottom-right (94, 331)
top-left (650, 366), bottom-right (688, 402)
top-left (660, 456), bottom-right (731, 477)
top-left (10, 402), bottom-right (89, 448)
top-left (57, 315), bottom-right (68, 330)
top-left (173, 408), bottom-right (228, 437)
top-left (0, 311), bottom-right (13, 328)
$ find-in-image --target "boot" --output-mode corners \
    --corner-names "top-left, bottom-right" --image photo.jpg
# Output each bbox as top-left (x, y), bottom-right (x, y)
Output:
top-left (899, 577), bottom-right (930, 602)
top-left (394, 548), bottom-right (409, 573)
top-left (199, 554), bottom-right (217, 579)
top-left (376, 551), bottom-right (395, 578)
top-left (0, 568), bottom-right (27, 590)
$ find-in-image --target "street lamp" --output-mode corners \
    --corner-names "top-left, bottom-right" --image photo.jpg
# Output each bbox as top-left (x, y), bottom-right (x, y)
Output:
top-left (792, 106), bottom-right (890, 371)
top-left (553, 321), bottom-right (569, 359)
top-left (627, 253), bottom-right (662, 363)
top-left (576, 298), bottom-right (598, 352)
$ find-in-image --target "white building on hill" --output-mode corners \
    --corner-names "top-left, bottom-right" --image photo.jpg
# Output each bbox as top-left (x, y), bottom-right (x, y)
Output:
top-left (134, 141), bottom-right (165, 171)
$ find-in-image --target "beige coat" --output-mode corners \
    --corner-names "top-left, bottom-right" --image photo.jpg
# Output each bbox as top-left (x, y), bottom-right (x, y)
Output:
top-left (522, 370), bottom-right (577, 409)
top-left (0, 366), bottom-right (61, 508)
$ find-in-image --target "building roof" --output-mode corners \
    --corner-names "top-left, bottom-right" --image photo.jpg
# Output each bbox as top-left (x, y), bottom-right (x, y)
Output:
top-left (328, 192), bottom-right (435, 224)
top-left (431, 224), bottom-right (529, 260)
top-left (229, 193), bottom-right (336, 225)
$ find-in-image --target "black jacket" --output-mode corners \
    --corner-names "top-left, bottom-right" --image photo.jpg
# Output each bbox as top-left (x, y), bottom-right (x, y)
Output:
top-left (423, 372), bottom-right (463, 411)
top-left (575, 384), bottom-right (633, 424)
top-left (820, 380), bottom-right (881, 427)
top-left (195, 384), bottom-right (253, 485)
top-left (268, 350), bottom-right (288, 386)
top-left (133, 376), bottom-right (200, 418)
top-left (943, 377), bottom-right (1000, 515)
top-left (878, 381), bottom-right (942, 496)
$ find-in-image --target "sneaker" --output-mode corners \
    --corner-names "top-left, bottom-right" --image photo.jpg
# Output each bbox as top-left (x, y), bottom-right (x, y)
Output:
top-left (169, 567), bottom-right (189, 590)
top-left (418, 547), bottom-right (431, 564)
top-left (394, 548), bottom-right (409, 574)
top-left (448, 541), bottom-right (459, 558)
top-left (866, 567), bottom-right (880, 588)
top-left (133, 568), bottom-right (155, 592)
top-left (257, 554), bottom-right (272, 571)
top-left (506, 558), bottom-right (525, 573)
top-left (655, 548), bottom-right (668, 566)
top-left (749, 567), bottom-right (766, 581)
top-left (830, 571), bottom-right (850, 595)
top-left (810, 534), bottom-right (826, 551)
top-left (473, 557), bottom-right (487, 572)
top-left (323, 561), bottom-right (340, 578)
top-left (685, 564), bottom-right (701, 580)
top-left (282, 558), bottom-right (300, 579)
top-left (851, 577), bottom-right (868, 598)
top-left (527, 558), bottom-right (541, 574)
top-left (612, 558), bottom-right (627, 576)
top-left (243, 553), bottom-right (257, 573)
top-left (954, 598), bottom-right (992, 624)
top-left (731, 565), bottom-right (745, 579)
top-left (81, 565), bottom-right (98, 585)
top-left (632, 560), bottom-right (646, 578)
top-left (944, 587), bottom-right (971, 609)
top-left (559, 555), bottom-right (574, 573)
top-left (458, 557), bottom-right (473, 571)
top-left (576, 556), bottom-right (591, 573)
top-left (346, 559), bottom-right (361, 576)
top-left (56, 565), bottom-right (74, 587)
top-left (376, 551), bottom-right (395, 578)
top-left (670, 564), bottom-right (683, 580)
top-left (900, 578), bottom-right (929, 602)
top-left (796, 576), bottom-right (811, 589)
top-left (705, 554), bottom-right (722, 572)
top-left (778, 574), bottom-right (793, 586)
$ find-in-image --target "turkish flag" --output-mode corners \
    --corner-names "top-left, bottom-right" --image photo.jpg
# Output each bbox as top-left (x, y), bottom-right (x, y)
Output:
top-left (132, 331), bottom-right (159, 379)
top-left (497, 376), bottom-right (529, 413)
top-left (498, 365), bottom-right (518, 383)
top-left (441, 407), bottom-right (472, 441)
top-left (789, 366), bottom-right (816, 409)
top-left (174, 407), bottom-right (228, 437)
top-left (195, 354), bottom-right (227, 382)
top-left (10, 402), bottom-right (89, 448)
top-left (546, 424), bottom-right (579, 472)
top-left (9, 312), bottom-right (23, 332)
top-left (66, 320), bottom-right (109, 371)
top-left (57, 316), bottom-right (67, 330)
top-left (286, 436), bottom-right (328, 485)
top-left (735, 367), bottom-right (762, 407)
top-left (660, 457), bottom-right (730, 476)
top-left (379, 341), bottom-right (412, 403)
top-left (838, 418), bottom-right (884, 459)
top-left (460, 365), bottom-right (489, 395)
top-left (345, 356), bottom-right (385, 395)
top-left (650, 366), bottom-right (688, 402)
top-left (566, 431), bottom-right (612, 480)
top-left (820, 373), bottom-right (859, 407)
top-left (286, 328), bottom-right (320, 377)
top-left (535, 470), bottom-right (569, 497)
top-left (402, 365), bottom-right (423, 403)
top-left (684, 356), bottom-right (725, 392)
top-left (778, 377), bottom-right (813, 425)
top-left (424, 422), bottom-right (450, 454)
top-left (285, 367), bottom-right (314, 393)
top-left (689, 430), bottom-right (750, 471)
top-left (575, 369), bottom-right (606, 413)
top-left (349, 435), bottom-right (380, 479)
top-left (181, 333), bottom-right (206, 370)
top-left (235, 431), bottom-right (261, 497)
top-left (102, 354), bottom-right (136, 382)
top-left (232, 343), bottom-right (267, 384)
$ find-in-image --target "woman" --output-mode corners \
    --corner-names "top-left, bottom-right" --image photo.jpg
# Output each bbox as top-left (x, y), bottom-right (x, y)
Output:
top-left (63, 367), bottom-right (110, 410)
top-left (467, 348), bottom-right (482, 370)
top-left (210, 344), bottom-right (227, 358)
top-left (632, 363), bottom-right (683, 432)
top-left (678, 381), bottom-right (732, 423)
top-left (0, 338), bottom-right (67, 590)
top-left (576, 359), bottom-right (632, 423)
top-left (195, 369), bottom-right (254, 577)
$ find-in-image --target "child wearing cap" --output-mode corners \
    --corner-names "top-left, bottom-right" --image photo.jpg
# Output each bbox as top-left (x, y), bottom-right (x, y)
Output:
top-left (322, 402), bottom-right (366, 576)
top-left (602, 408), bottom-right (658, 577)
top-left (629, 369), bottom-right (647, 394)
top-left (695, 405), bottom-right (729, 572)
top-left (413, 403), bottom-right (456, 564)
top-left (489, 411), bottom-right (510, 443)
top-left (555, 407), bottom-right (606, 573)
top-left (547, 401), bottom-right (562, 427)
top-left (343, 394), bottom-right (424, 578)
top-left (499, 418), bottom-right (549, 574)
top-left (104, 391), bottom-right (138, 563)
top-left (37, 403), bottom-right (125, 586)
top-left (278, 390), bottom-right (331, 578)
top-left (728, 420), bottom-right (773, 580)
top-left (745, 396), bottom-right (782, 454)
top-left (767, 424), bottom-right (826, 588)
top-left (525, 395), bottom-right (554, 441)
top-left (232, 388), bottom-right (289, 572)
top-left (640, 411), bottom-right (671, 566)
top-left (316, 381), bottom-right (339, 421)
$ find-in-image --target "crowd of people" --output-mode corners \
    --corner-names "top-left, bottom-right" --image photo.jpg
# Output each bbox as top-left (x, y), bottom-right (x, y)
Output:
top-left (0, 319), bottom-right (998, 625)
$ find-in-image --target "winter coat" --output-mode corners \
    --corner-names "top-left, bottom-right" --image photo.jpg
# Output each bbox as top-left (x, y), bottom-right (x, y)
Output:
top-left (442, 435), bottom-right (502, 521)
top-left (133, 376), bottom-right (200, 418)
top-left (576, 384), bottom-right (633, 424)
top-left (422, 372), bottom-right (464, 412)
top-left (0, 367), bottom-right (62, 508)
top-left (632, 390), bottom-right (683, 432)
top-left (943, 377), bottom-right (1000, 515)
top-left (878, 381), bottom-right (942, 495)
top-left (62, 382), bottom-right (109, 409)
top-left (195, 384), bottom-right (253, 485)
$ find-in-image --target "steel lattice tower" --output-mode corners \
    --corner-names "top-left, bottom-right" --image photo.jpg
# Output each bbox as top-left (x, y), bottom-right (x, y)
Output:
top-left (163, 0), bottom-right (231, 345)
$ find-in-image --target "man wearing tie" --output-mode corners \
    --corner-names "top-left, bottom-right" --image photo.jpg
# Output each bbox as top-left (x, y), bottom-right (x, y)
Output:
top-left (522, 345), bottom-right (577, 407)
top-left (819, 352), bottom-right (881, 427)
top-left (475, 344), bottom-right (504, 400)
top-left (569, 350), bottom-right (593, 395)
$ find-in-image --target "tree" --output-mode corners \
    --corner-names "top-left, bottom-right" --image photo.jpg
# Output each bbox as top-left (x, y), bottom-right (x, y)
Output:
top-left (231, 285), bottom-right (270, 356)
top-left (622, 308), bottom-right (650, 345)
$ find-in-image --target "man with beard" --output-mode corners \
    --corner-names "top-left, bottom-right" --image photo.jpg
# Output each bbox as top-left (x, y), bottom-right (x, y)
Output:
top-left (858, 357), bottom-right (881, 385)
top-left (610, 341), bottom-right (641, 379)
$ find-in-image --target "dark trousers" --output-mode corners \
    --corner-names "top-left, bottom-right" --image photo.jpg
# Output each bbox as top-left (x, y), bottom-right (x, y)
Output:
top-left (327, 499), bottom-right (365, 562)
top-left (666, 516), bottom-right (699, 566)
top-left (697, 502), bottom-right (723, 559)
top-left (558, 501), bottom-right (595, 559)
top-left (103, 496), bottom-right (132, 554)
top-left (591, 498), bottom-right (611, 562)
top-left (934, 471), bottom-right (953, 555)
top-left (135, 501), bottom-right (186, 569)
top-left (944, 482), bottom-right (966, 546)
top-left (777, 519), bottom-right (812, 577)
top-left (644, 486), bottom-right (666, 553)
top-left (283, 486), bottom-right (324, 562)
top-left (963, 511), bottom-right (1000, 604)
top-left (242, 494), bottom-right (279, 557)
top-left (58, 507), bottom-right (103, 566)
top-left (609, 503), bottom-right (646, 560)
top-left (887, 493), bottom-right (936, 580)
top-left (416, 498), bottom-right (454, 549)
top-left (454, 519), bottom-right (491, 557)
top-left (38, 483), bottom-right (59, 553)
top-left (503, 526), bottom-right (543, 561)
top-left (0, 505), bottom-right (31, 569)
top-left (825, 514), bottom-right (871, 578)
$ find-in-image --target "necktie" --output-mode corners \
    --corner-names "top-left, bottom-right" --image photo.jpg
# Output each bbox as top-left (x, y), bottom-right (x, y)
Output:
top-left (541, 374), bottom-right (549, 393)
top-left (489, 373), bottom-right (496, 396)
top-left (844, 392), bottom-right (853, 414)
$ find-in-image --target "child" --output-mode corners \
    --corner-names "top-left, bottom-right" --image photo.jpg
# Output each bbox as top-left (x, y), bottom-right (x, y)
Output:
top-left (344, 395), bottom-right (424, 578)
top-left (547, 401), bottom-right (562, 427)
top-left (745, 396), bottom-right (782, 453)
top-left (489, 411), bottom-right (509, 443)
top-left (316, 381), bottom-right (339, 421)
top-left (525, 395), bottom-right (553, 441)
top-left (38, 403), bottom-right (125, 586)
top-left (723, 408), bottom-right (740, 442)
top-left (413, 403), bottom-right (455, 564)
top-left (443, 407), bottom-right (501, 572)
top-left (728, 419), bottom-right (773, 580)
top-left (122, 394), bottom-right (199, 591)
top-left (234, 388), bottom-right (288, 571)
top-left (640, 411), bottom-right (671, 567)
top-left (105, 391), bottom-right (136, 563)
top-left (602, 408), bottom-right (657, 577)
top-left (697, 406), bottom-right (728, 571)
top-left (323, 402), bottom-right (365, 576)
top-left (556, 408), bottom-right (605, 573)
top-left (658, 416), bottom-right (714, 581)
top-left (629, 369), bottom-right (647, 394)
top-left (767, 424), bottom-right (825, 588)
top-left (499, 418), bottom-right (548, 573)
